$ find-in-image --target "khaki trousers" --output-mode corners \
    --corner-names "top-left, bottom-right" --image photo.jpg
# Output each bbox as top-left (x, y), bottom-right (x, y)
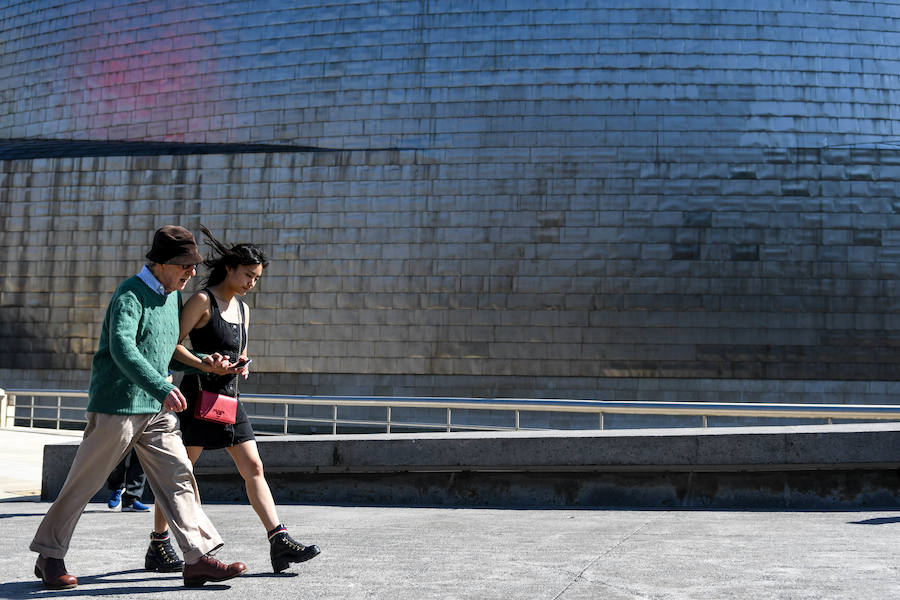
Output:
top-left (31, 410), bottom-right (223, 563)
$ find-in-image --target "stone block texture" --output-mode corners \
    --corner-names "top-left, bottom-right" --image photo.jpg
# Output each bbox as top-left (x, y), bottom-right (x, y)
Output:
top-left (2, 1), bottom-right (900, 401)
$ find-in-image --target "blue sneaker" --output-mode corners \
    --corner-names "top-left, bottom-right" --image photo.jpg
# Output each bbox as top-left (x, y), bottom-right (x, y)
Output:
top-left (107, 488), bottom-right (123, 509)
top-left (122, 499), bottom-right (150, 512)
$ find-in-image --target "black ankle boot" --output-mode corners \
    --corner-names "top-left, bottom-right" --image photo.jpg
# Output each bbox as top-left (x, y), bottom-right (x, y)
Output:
top-left (145, 532), bottom-right (185, 573)
top-left (269, 530), bottom-right (320, 573)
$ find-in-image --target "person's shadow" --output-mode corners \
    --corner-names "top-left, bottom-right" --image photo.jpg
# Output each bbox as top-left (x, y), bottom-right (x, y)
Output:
top-left (0, 568), bottom-right (227, 597)
top-left (0, 567), bottom-right (296, 597)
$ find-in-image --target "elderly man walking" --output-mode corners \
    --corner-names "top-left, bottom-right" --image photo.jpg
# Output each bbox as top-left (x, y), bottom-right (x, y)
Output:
top-left (30, 226), bottom-right (246, 589)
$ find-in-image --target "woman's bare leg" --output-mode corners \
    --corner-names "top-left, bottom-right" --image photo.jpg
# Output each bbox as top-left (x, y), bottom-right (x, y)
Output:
top-left (225, 440), bottom-right (279, 531)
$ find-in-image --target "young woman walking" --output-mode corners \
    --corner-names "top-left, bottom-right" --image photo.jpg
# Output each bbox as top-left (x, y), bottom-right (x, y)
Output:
top-left (145, 226), bottom-right (320, 574)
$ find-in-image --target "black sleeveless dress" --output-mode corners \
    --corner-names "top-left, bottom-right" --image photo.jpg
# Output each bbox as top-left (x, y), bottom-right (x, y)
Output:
top-left (179, 289), bottom-right (256, 450)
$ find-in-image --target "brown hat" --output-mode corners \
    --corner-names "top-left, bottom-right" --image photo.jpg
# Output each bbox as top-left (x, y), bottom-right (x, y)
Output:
top-left (145, 226), bottom-right (203, 265)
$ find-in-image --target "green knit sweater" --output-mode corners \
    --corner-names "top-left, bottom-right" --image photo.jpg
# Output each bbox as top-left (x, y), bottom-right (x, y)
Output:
top-left (87, 275), bottom-right (187, 414)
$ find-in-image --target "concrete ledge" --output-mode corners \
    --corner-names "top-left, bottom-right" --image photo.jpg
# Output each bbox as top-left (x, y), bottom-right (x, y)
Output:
top-left (41, 423), bottom-right (900, 508)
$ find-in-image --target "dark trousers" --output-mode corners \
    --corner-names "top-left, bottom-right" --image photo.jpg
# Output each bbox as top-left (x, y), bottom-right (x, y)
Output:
top-left (106, 448), bottom-right (146, 501)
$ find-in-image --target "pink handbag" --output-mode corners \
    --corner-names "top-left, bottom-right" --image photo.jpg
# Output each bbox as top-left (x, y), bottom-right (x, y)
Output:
top-left (196, 390), bottom-right (237, 424)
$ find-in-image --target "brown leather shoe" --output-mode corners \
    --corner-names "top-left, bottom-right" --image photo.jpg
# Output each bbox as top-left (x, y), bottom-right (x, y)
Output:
top-left (183, 554), bottom-right (246, 587)
top-left (34, 555), bottom-right (77, 590)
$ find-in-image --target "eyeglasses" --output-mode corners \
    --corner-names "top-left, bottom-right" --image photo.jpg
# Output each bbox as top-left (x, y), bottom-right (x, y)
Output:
top-left (167, 263), bottom-right (198, 271)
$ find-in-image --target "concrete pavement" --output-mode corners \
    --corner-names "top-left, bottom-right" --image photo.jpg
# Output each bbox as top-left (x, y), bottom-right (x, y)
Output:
top-left (2, 427), bottom-right (900, 599)
top-left (0, 427), bottom-right (82, 501)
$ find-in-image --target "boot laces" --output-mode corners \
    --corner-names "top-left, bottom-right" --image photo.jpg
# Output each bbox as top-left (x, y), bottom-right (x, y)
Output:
top-left (277, 532), bottom-right (306, 552)
top-left (153, 539), bottom-right (179, 563)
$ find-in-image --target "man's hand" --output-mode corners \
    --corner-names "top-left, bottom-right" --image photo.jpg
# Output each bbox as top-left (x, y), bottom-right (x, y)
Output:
top-left (163, 387), bottom-right (188, 412)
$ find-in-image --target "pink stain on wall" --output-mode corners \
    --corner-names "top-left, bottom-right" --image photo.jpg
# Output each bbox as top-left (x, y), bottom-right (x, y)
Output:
top-left (62, 6), bottom-right (221, 143)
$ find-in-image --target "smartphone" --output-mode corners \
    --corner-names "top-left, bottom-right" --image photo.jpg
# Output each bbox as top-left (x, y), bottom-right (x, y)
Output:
top-left (233, 358), bottom-right (252, 368)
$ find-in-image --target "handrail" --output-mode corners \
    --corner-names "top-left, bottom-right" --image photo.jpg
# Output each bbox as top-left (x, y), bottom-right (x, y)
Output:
top-left (241, 394), bottom-right (900, 420)
top-left (5, 388), bottom-right (900, 434)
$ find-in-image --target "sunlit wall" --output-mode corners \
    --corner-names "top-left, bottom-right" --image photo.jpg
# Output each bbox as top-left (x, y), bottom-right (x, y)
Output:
top-left (2, 1), bottom-right (900, 405)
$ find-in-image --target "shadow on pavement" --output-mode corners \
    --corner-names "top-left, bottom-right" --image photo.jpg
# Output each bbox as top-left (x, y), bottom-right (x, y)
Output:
top-left (0, 509), bottom-right (110, 520)
top-left (848, 516), bottom-right (900, 525)
top-left (0, 568), bottom-right (238, 597)
top-left (0, 495), bottom-right (40, 503)
top-left (0, 512), bottom-right (46, 520)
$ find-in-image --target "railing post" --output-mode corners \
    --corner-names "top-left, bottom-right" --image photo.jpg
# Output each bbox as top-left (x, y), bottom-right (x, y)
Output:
top-left (386, 406), bottom-right (391, 434)
top-left (514, 410), bottom-right (520, 431)
top-left (332, 405), bottom-right (338, 435)
top-left (283, 403), bottom-right (289, 435)
top-left (598, 412), bottom-right (604, 430)
top-left (0, 388), bottom-right (7, 428)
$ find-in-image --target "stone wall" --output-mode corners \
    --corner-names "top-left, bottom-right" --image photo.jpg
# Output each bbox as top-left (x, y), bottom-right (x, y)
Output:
top-left (2, 1), bottom-right (900, 401)
top-left (4, 1), bottom-right (900, 149)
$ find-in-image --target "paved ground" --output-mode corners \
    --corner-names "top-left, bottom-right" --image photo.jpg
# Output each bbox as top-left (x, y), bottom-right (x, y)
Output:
top-left (0, 427), bottom-right (83, 501)
top-left (1, 427), bottom-right (900, 599)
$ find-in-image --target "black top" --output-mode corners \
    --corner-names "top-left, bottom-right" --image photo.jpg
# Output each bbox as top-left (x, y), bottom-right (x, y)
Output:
top-left (190, 288), bottom-right (246, 397)
top-left (178, 288), bottom-right (255, 449)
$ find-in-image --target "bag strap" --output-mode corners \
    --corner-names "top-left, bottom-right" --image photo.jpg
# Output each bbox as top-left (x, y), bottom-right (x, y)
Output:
top-left (237, 297), bottom-right (246, 356)
top-left (234, 296), bottom-right (246, 396)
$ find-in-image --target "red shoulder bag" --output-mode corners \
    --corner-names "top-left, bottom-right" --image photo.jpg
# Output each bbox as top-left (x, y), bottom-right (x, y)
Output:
top-left (194, 295), bottom-right (245, 425)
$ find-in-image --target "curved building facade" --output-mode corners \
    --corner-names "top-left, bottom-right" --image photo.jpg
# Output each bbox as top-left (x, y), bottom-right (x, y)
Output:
top-left (2, 1), bottom-right (900, 406)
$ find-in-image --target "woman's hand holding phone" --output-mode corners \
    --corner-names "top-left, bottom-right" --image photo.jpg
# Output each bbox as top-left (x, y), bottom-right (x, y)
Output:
top-left (229, 357), bottom-right (252, 378)
top-left (202, 352), bottom-right (235, 375)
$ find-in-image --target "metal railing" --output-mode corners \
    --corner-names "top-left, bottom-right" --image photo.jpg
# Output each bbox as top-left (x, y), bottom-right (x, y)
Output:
top-left (4, 388), bottom-right (900, 434)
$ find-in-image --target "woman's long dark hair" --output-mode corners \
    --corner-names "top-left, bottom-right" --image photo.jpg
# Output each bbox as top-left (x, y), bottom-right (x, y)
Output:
top-left (199, 225), bottom-right (269, 288)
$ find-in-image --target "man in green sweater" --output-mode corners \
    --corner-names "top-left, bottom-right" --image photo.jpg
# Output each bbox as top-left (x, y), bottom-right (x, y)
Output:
top-left (31, 226), bottom-right (247, 589)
